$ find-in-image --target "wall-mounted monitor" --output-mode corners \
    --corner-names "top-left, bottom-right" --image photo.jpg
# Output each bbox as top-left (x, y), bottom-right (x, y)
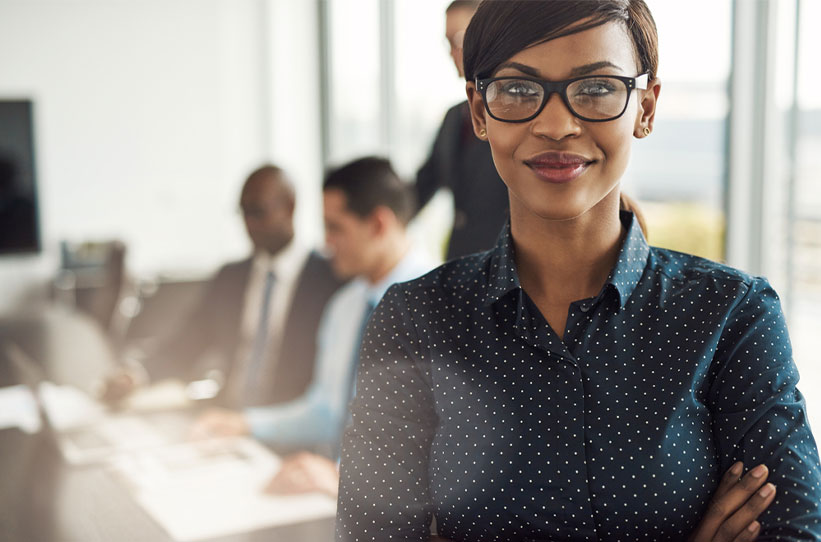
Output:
top-left (0, 100), bottom-right (41, 255)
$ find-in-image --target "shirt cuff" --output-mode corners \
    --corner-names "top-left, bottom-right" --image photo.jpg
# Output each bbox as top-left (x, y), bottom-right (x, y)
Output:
top-left (244, 406), bottom-right (276, 443)
top-left (123, 358), bottom-right (150, 387)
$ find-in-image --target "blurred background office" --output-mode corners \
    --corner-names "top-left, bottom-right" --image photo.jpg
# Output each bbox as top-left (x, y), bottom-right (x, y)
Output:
top-left (0, 0), bottom-right (819, 420)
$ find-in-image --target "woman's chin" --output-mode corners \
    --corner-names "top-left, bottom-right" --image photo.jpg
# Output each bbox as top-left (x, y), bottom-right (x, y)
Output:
top-left (510, 186), bottom-right (620, 224)
top-left (519, 201), bottom-right (592, 223)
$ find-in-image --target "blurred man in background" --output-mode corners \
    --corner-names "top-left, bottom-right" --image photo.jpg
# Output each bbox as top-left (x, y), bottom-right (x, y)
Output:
top-left (103, 165), bottom-right (343, 408)
top-left (192, 157), bottom-right (436, 495)
top-left (413, 0), bottom-right (509, 260)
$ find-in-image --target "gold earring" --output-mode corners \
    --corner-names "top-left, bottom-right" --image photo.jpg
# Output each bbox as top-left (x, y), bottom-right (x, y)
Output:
top-left (479, 128), bottom-right (487, 138)
top-left (643, 127), bottom-right (651, 136)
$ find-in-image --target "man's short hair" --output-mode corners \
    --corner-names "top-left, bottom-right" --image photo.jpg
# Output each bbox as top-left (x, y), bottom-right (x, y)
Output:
top-left (322, 157), bottom-right (415, 226)
top-left (245, 164), bottom-right (288, 189)
top-left (243, 164), bottom-right (295, 203)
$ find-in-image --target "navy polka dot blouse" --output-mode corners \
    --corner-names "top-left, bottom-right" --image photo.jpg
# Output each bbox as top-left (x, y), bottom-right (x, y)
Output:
top-left (336, 211), bottom-right (821, 541)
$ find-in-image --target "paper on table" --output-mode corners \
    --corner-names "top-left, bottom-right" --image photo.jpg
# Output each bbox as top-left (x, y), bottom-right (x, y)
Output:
top-left (120, 379), bottom-right (191, 413)
top-left (133, 485), bottom-right (336, 541)
top-left (39, 380), bottom-right (192, 430)
top-left (38, 381), bottom-right (106, 430)
top-left (107, 437), bottom-right (336, 541)
top-left (0, 385), bottom-right (42, 433)
top-left (37, 382), bottom-right (193, 465)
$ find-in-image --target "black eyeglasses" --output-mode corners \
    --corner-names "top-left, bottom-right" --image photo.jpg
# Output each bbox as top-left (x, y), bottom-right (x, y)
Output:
top-left (475, 73), bottom-right (648, 123)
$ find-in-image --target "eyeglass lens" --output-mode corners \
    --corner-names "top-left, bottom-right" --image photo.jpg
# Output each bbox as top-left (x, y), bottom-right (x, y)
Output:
top-left (484, 77), bottom-right (630, 121)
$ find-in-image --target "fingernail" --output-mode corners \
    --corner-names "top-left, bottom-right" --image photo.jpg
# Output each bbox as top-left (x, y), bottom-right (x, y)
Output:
top-left (747, 521), bottom-right (760, 533)
top-left (759, 483), bottom-right (775, 497)
top-left (751, 464), bottom-right (767, 478)
top-left (730, 461), bottom-right (743, 476)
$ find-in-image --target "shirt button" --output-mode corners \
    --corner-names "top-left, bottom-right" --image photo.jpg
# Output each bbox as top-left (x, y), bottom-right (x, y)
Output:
top-left (580, 304), bottom-right (590, 312)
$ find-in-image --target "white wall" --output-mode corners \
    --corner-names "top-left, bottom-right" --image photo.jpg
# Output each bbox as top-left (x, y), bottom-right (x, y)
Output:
top-left (0, 0), bottom-right (323, 311)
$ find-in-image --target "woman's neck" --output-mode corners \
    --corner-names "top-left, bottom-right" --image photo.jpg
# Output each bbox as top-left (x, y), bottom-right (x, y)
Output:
top-left (511, 191), bottom-right (625, 307)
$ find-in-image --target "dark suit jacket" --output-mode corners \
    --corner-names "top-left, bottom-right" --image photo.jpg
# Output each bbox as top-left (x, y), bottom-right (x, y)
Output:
top-left (415, 101), bottom-right (509, 260)
top-left (142, 251), bottom-right (343, 407)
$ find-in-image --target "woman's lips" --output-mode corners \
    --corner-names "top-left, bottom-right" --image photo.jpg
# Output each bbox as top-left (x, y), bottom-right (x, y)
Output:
top-left (525, 152), bottom-right (593, 184)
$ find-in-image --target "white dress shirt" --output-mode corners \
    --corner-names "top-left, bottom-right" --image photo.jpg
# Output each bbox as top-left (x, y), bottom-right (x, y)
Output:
top-left (229, 239), bottom-right (310, 397)
top-left (244, 245), bottom-right (436, 448)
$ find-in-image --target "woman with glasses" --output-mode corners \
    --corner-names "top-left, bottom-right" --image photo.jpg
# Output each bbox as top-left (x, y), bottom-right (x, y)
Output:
top-left (336, 1), bottom-right (821, 541)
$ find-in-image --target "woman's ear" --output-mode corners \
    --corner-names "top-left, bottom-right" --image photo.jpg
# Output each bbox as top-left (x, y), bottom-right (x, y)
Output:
top-left (466, 82), bottom-right (488, 140)
top-left (634, 77), bottom-right (661, 138)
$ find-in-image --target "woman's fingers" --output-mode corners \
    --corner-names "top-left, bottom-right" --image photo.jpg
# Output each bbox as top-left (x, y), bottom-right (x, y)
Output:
top-left (714, 461), bottom-right (744, 500)
top-left (705, 464), bottom-right (769, 522)
top-left (730, 521), bottom-right (760, 542)
top-left (713, 484), bottom-right (776, 542)
top-left (688, 464), bottom-right (772, 542)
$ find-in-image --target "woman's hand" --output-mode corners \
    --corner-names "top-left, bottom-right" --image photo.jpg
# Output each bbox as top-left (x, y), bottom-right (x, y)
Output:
top-left (687, 462), bottom-right (777, 542)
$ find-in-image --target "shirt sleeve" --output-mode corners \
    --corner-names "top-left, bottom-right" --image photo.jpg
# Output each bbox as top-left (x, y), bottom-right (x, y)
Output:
top-left (244, 291), bottom-right (350, 448)
top-left (244, 387), bottom-right (338, 447)
top-left (335, 284), bottom-right (438, 542)
top-left (709, 277), bottom-right (821, 540)
top-left (141, 268), bottom-right (226, 382)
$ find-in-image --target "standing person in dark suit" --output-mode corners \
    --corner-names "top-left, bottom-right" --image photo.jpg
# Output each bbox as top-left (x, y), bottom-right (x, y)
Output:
top-left (414, 0), bottom-right (509, 260)
top-left (102, 165), bottom-right (344, 408)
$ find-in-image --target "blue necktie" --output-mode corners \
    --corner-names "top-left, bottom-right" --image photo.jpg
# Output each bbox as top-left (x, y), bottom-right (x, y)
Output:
top-left (347, 297), bottom-right (377, 402)
top-left (244, 270), bottom-right (276, 402)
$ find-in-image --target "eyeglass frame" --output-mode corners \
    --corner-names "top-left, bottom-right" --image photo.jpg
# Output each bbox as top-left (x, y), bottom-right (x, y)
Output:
top-left (474, 73), bottom-right (649, 123)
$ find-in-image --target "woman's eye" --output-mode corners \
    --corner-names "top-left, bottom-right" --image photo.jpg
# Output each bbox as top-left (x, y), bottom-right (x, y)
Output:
top-left (500, 81), bottom-right (539, 97)
top-left (575, 79), bottom-right (617, 97)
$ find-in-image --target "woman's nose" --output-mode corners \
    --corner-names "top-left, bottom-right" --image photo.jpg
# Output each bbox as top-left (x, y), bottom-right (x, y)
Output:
top-left (529, 92), bottom-right (582, 141)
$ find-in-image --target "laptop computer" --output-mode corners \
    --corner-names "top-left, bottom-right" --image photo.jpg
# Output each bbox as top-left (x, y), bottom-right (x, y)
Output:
top-left (5, 342), bottom-right (192, 465)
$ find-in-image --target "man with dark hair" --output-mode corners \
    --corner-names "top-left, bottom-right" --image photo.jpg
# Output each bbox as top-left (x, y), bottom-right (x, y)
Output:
top-left (414, 0), bottom-right (509, 260)
top-left (192, 157), bottom-right (435, 476)
top-left (102, 165), bottom-right (343, 408)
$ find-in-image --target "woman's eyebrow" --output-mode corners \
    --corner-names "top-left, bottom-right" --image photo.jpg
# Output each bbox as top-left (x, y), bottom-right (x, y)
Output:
top-left (569, 61), bottom-right (623, 76)
top-left (494, 62), bottom-right (540, 76)
top-left (494, 60), bottom-right (624, 78)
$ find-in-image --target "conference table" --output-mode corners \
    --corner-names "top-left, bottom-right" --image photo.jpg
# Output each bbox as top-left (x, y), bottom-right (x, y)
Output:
top-left (0, 307), bottom-right (335, 542)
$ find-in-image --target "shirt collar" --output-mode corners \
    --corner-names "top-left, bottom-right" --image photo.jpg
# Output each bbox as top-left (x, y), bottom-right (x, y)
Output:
top-left (483, 211), bottom-right (650, 311)
top-left (252, 237), bottom-right (307, 277)
top-left (483, 223), bottom-right (521, 306)
top-left (607, 210), bottom-right (651, 309)
top-left (358, 245), bottom-right (435, 306)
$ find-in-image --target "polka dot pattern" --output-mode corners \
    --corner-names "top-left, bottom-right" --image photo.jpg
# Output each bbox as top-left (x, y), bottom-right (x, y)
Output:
top-left (336, 212), bottom-right (821, 541)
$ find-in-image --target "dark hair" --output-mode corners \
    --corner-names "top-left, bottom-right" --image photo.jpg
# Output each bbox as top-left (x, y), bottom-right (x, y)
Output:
top-left (246, 164), bottom-right (284, 183)
top-left (619, 192), bottom-right (647, 237)
top-left (447, 0), bottom-right (480, 13)
top-left (243, 163), bottom-right (294, 203)
top-left (323, 157), bottom-right (415, 226)
top-left (463, 0), bottom-right (658, 81)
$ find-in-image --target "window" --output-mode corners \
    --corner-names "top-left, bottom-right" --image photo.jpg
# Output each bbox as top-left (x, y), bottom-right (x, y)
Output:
top-left (786, 0), bottom-right (821, 428)
top-left (625, 0), bottom-right (732, 262)
top-left (323, 0), bottom-right (462, 258)
top-left (324, 0), bottom-right (383, 164)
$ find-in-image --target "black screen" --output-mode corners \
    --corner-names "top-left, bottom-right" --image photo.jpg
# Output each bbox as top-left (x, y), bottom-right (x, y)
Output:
top-left (0, 100), bottom-right (41, 254)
